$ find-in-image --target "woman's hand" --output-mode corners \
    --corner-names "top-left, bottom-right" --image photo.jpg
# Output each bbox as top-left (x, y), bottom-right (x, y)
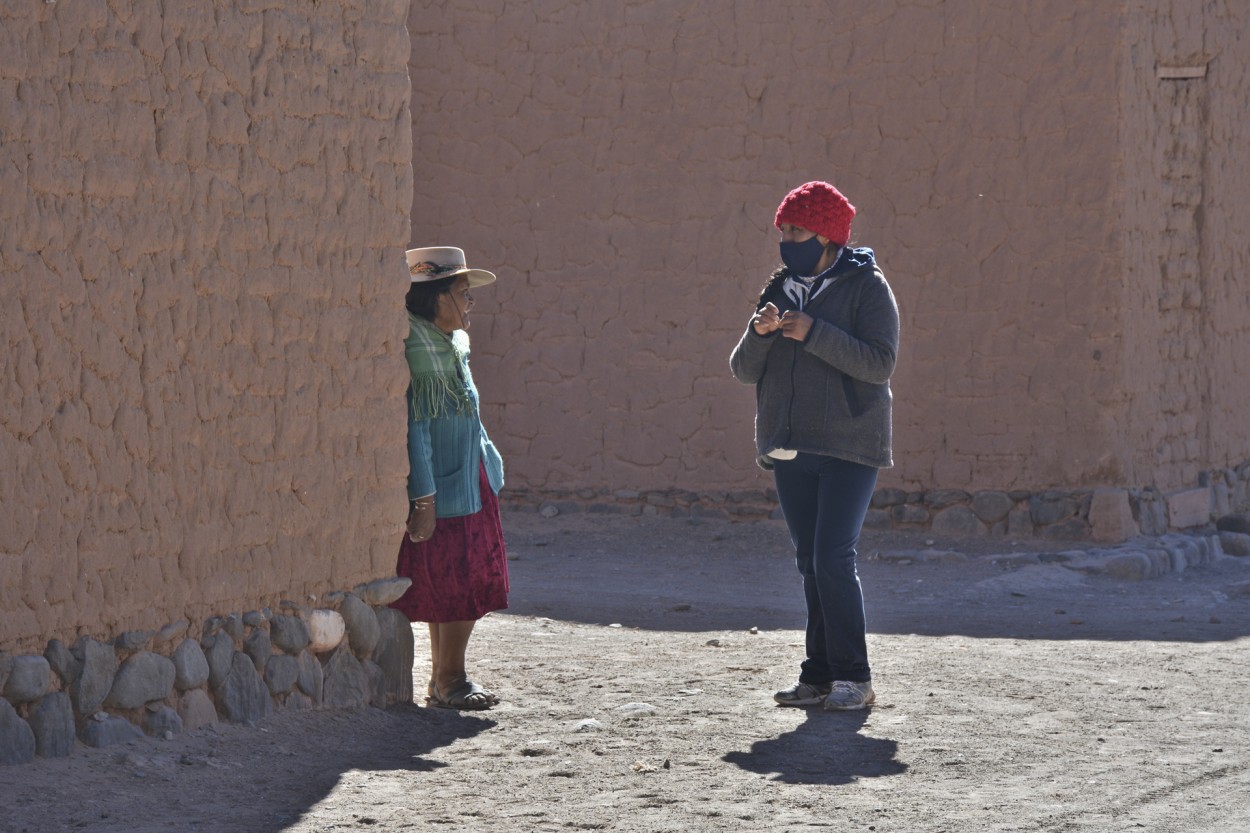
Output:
top-left (778, 310), bottom-right (814, 342)
top-left (407, 498), bottom-right (436, 544)
top-left (753, 302), bottom-right (782, 335)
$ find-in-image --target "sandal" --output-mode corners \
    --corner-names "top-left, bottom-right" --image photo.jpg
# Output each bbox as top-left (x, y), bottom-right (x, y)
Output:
top-left (430, 680), bottom-right (497, 711)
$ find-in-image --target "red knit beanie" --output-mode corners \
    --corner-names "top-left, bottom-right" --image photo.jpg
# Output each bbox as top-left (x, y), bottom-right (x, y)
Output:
top-left (774, 181), bottom-right (856, 246)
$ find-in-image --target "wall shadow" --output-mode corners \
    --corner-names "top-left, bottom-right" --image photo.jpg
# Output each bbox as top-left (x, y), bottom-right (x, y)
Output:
top-left (0, 704), bottom-right (494, 833)
top-left (501, 523), bottom-right (1250, 644)
top-left (721, 708), bottom-right (906, 785)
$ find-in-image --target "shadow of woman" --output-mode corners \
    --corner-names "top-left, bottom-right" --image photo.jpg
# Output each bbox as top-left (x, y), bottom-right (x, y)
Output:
top-left (722, 708), bottom-right (907, 785)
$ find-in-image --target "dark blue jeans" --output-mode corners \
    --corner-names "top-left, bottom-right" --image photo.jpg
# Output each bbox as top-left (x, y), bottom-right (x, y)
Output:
top-left (772, 453), bottom-right (878, 684)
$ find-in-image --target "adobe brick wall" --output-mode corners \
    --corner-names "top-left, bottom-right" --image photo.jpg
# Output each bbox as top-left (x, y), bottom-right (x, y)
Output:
top-left (0, 1), bottom-right (413, 651)
top-left (409, 2), bottom-right (1250, 508)
top-left (1119, 4), bottom-right (1250, 489)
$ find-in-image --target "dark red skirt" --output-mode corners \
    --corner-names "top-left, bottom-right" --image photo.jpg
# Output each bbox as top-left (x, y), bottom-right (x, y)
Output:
top-left (391, 465), bottom-right (509, 623)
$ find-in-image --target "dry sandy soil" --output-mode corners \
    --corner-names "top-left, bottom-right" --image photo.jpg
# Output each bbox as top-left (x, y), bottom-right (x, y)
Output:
top-left (4, 511), bottom-right (1250, 833)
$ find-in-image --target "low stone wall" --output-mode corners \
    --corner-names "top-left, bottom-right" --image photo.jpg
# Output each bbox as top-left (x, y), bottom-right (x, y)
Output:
top-left (0, 579), bottom-right (415, 766)
top-left (504, 461), bottom-right (1250, 543)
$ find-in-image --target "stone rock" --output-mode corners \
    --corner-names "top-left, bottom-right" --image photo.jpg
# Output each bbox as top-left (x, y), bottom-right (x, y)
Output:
top-left (890, 504), bottom-right (929, 524)
top-left (284, 691), bottom-right (315, 711)
top-left (214, 652), bottom-right (272, 725)
top-left (106, 652), bottom-right (176, 710)
top-left (924, 489), bottom-right (971, 510)
top-left (177, 689), bottom-right (218, 731)
top-left (1215, 513), bottom-right (1250, 536)
top-left (4, 655), bottom-right (51, 704)
top-left (114, 630), bottom-right (153, 653)
top-left (1101, 552), bottom-right (1154, 581)
top-left (321, 644), bottom-right (369, 710)
top-left (143, 705), bottom-right (183, 738)
top-left (308, 609), bottom-right (346, 654)
top-left (1088, 489), bottom-right (1138, 543)
top-left (1213, 482), bottom-right (1232, 518)
top-left (970, 490), bottom-right (1014, 524)
top-left (0, 698), bottom-right (36, 765)
top-left (1030, 492), bottom-right (1079, 526)
top-left (870, 487), bottom-right (908, 508)
top-left (373, 607), bottom-right (415, 706)
top-left (354, 577), bottom-right (413, 607)
top-left (931, 506), bottom-right (987, 537)
top-left (222, 614), bottom-right (245, 641)
top-left (1218, 531), bottom-right (1250, 557)
top-left (861, 508), bottom-right (890, 529)
top-left (573, 718), bottom-right (605, 732)
top-left (172, 638), bottom-right (210, 691)
top-left (202, 616), bottom-right (224, 639)
top-left (69, 637), bottom-right (118, 716)
top-left (242, 610), bottom-right (268, 628)
top-left (1137, 497), bottom-right (1168, 536)
top-left (244, 628), bottom-right (273, 673)
top-left (78, 715), bottom-right (143, 749)
top-left (1165, 487), bottom-right (1211, 530)
top-left (918, 549), bottom-right (969, 565)
top-left (44, 639), bottom-right (81, 688)
top-left (29, 692), bottom-right (75, 758)
top-left (339, 594), bottom-right (381, 659)
top-left (1146, 548), bottom-right (1173, 575)
top-left (156, 620), bottom-right (189, 645)
top-left (1041, 519), bottom-right (1091, 540)
top-left (296, 650), bottom-right (324, 706)
top-left (362, 659), bottom-right (386, 708)
top-left (269, 614), bottom-right (311, 655)
top-left (264, 655), bottom-right (300, 695)
top-left (0, 652), bottom-right (11, 692)
top-left (614, 702), bottom-right (656, 716)
top-left (1007, 506), bottom-right (1034, 537)
top-left (1227, 581), bottom-right (1250, 599)
top-left (205, 632), bottom-right (235, 690)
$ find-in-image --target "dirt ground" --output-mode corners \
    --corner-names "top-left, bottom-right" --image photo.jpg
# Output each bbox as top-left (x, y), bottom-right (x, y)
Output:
top-left (4, 511), bottom-right (1250, 833)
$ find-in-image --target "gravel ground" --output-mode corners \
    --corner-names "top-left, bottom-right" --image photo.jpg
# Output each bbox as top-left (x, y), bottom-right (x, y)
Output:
top-left (4, 511), bottom-right (1249, 833)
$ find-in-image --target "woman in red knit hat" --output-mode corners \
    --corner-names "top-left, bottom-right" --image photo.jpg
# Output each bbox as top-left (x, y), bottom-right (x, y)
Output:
top-left (730, 181), bottom-right (900, 711)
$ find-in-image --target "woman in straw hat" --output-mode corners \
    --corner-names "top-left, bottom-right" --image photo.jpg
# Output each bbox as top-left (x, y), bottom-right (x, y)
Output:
top-left (390, 246), bottom-right (508, 710)
top-left (730, 181), bottom-right (900, 711)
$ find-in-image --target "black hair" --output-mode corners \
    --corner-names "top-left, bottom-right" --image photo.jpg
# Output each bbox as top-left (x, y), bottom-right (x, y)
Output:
top-left (405, 275), bottom-right (457, 320)
top-left (756, 265), bottom-right (791, 311)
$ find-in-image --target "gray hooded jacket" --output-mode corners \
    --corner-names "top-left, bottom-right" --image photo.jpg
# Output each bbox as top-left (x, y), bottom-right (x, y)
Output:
top-left (730, 247), bottom-right (899, 470)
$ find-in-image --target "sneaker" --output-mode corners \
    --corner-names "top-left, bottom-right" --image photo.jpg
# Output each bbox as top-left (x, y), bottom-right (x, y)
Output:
top-left (822, 680), bottom-right (875, 711)
top-left (773, 681), bottom-right (832, 707)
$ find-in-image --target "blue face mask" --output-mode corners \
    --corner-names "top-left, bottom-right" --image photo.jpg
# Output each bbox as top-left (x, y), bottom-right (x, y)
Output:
top-left (779, 236), bottom-right (825, 277)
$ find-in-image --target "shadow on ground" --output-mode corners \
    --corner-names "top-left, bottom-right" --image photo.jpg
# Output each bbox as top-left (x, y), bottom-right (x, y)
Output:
top-left (0, 705), bottom-right (494, 833)
top-left (500, 513), bottom-right (1250, 644)
top-left (721, 709), bottom-right (906, 785)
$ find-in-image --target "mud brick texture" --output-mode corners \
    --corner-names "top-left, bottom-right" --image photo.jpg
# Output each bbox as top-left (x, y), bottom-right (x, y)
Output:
top-left (408, 2), bottom-right (1250, 501)
top-left (0, 1), bottom-right (414, 651)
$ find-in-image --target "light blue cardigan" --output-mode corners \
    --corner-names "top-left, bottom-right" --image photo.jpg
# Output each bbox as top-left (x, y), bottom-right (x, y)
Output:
top-left (405, 344), bottom-right (504, 518)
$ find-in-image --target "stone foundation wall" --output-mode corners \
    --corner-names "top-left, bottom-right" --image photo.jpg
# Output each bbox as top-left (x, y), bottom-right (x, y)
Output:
top-left (0, 578), bottom-right (415, 766)
top-left (505, 460), bottom-right (1250, 543)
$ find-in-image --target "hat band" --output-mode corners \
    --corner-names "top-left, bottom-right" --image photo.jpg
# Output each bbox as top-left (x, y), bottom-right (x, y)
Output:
top-left (409, 260), bottom-right (463, 278)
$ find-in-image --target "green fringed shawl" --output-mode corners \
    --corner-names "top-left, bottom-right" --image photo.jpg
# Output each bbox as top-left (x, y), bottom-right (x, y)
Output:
top-left (405, 313), bottom-right (472, 420)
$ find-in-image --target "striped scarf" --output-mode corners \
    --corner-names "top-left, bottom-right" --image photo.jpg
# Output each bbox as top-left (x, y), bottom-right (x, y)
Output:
top-left (782, 246), bottom-right (844, 310)
top-left (404, 313), bottom-right (472, 420)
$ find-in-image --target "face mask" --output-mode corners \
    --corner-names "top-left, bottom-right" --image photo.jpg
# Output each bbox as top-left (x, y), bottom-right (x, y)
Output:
top-left (779, 236), bottom-right (825, 277)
